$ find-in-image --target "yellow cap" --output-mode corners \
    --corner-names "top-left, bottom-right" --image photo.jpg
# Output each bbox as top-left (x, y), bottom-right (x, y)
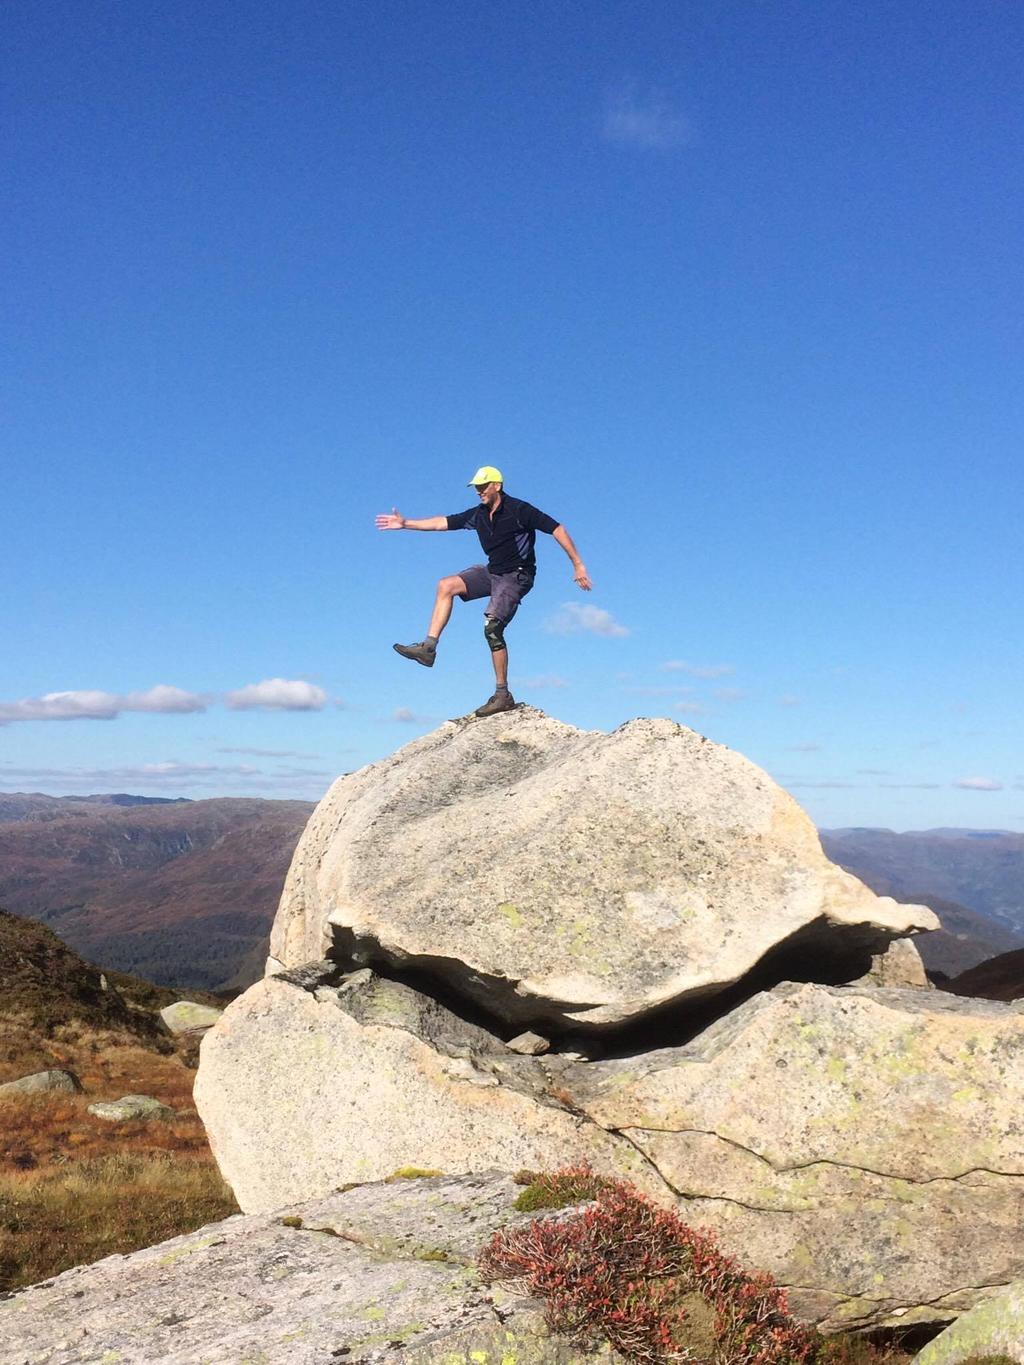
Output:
top-left (467, 465), bottom-right (504, 486)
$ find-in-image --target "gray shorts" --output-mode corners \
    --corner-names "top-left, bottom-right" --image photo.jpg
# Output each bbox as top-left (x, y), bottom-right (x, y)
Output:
top-left (457, 564), bottom-right (534, 625)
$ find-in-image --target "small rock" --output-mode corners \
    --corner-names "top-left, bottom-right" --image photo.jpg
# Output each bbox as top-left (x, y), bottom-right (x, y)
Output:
top-left (851, 936), bottom-right (932, 989)
top-left (159, 1001), bottom-right (223, 1034)
top-left (506, 1031), bottom-right (550, 1055)
top-left (0, 1069), bottom-right (82, 1098)
top-left (441, 1057), bottom-right (499, 1087)
top-left (913, 1276), bottom-right (1024, 1363)
top-left (87, 1094), bottom-right (176, 1122)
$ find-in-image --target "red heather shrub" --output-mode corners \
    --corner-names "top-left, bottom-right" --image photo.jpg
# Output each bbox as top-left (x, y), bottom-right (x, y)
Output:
top-left (480, 1165), bottom-right (817, 1365)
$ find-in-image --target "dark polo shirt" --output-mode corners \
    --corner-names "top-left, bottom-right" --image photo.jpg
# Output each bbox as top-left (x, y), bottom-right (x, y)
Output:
top-left (446, 493), bottom-right (560, 575)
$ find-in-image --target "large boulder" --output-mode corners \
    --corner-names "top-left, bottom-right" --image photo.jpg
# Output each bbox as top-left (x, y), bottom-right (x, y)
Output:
top-left (0, 1171), bottom-right (620, 1364)
top-left (195, 965), bottom-right (1024, 1333)
top-left (269, 709), bottom-right (936, 1030)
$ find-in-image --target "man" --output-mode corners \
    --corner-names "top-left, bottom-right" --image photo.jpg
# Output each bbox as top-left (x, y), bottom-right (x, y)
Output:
top-left (375, 466), bottom-right (592, 716)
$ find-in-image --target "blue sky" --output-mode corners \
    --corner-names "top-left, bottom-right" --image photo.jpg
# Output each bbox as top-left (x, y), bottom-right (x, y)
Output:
top-left (3, 0), bottom-right (1022, 830)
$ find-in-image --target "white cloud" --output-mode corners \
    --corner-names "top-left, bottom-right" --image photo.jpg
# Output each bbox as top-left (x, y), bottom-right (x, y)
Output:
top-left (518, 675), bottom-right (570, 690)
top-left (661, 661), bottom-right (734, 679)
top-left (0, 677), bottom-right (333, 723)
top-left (0, 759), bottom-right (332, 797)
top-left (953, 776), bottom-right (1003, 791)
top-left (225, 678), bottom-right (328, 711)
top-left (714, 687), bottom-right (748, 702)
top-left (123, 685), bottom-right (207, 714)
top-left (544, 604), bottom-right (629, 638)
top-left (786, 781), bottom-right (858, 790)
top-left (674, 701), bottom-right (707, 717)
top-left (778, 695), bottom-right (802, 707)
top-left (0, 690), bottom-right (121, 723)
top-left (0, 685), bottom-right (206, 725)
top-left (604, 88), bottom-right (689, 150)
top-left (880, 782), bottom-right (942, 790)
top-left (217, 746), bottom-right (322, 759)
top-left (389, 707), bottom-right (434, 725)
top-left (136, 761), bottom-right (260, 778)
top-left (0, 761), bottom-right (260, 783)
top-left (626, 684), bottom-right (695, 697)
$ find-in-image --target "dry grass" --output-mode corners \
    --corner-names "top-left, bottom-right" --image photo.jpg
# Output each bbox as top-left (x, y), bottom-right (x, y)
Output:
top-left (0, 1018), bottom-right (199, 1096)
top-left (0, 1026), bottom-right (238, 1292)
top-left (0, 1147), bottom-right (237, 1291)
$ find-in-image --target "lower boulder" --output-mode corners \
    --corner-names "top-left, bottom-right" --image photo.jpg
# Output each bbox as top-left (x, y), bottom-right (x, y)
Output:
top-left (557, 982), bottom-right (1024, 1332)
top-left (195, 967), bottom-right (1024, 1334)
top-left (194, 966), bottom-right (664, 1215)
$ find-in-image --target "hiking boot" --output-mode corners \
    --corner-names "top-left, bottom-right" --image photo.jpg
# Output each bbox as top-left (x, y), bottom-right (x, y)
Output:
top-left (474, 690), bottom-right (516, 717)
top-left (393, 641), bottom-right (436, 668)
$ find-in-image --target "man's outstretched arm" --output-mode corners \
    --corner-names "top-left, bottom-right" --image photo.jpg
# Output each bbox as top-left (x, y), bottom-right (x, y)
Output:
top-left (375, 509), bottom-right (448, 531)
top-left (552, 524), bottom-right (592, 591)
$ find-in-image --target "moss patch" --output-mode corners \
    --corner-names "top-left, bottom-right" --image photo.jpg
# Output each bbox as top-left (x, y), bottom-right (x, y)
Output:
top-left (512, 1168), bottom-right (613, 1213)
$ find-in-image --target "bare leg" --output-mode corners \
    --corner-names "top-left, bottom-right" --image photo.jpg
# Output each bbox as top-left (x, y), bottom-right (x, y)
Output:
top-left (474, 619), bottom-right (515, 715)
top-left (491, 646), bottom-right (508, 688)
top-left (428, 576), bottom-right (467, 640)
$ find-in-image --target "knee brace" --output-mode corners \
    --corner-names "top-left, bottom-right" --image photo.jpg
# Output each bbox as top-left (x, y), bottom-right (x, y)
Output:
top-left (483, 615), bottom-right (506, 653)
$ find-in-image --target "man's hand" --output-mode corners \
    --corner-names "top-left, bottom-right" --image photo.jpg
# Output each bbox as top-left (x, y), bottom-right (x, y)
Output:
top-left (553, 525), bottom-right (591, 589)
top-left (375, 508), bottom-right (405, 530)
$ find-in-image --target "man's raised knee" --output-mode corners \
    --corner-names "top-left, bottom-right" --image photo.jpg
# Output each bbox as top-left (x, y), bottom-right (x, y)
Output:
top-left (437, 575), bottom-right (462, 597)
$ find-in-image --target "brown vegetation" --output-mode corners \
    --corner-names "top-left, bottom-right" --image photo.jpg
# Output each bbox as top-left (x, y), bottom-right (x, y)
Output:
top-left (0, 1041), bottom-right (238, 1292)
top-left (0, 907), bottom-right (238, 1291)
top-left (0, 1143), bottom-right (236, 1292)
top-left (485, 1167), bottom-right (918, 1365)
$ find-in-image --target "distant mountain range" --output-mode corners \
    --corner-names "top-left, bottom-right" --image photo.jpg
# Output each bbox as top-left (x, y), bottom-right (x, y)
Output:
top-left (0, 794), bottom-right (313, 991)
top-left (821, 827), bottom-right (1024, 976)
top-left (1, 794), bottom-right (1021, 991)
top-left (0, 793), bottom-right (190, 819)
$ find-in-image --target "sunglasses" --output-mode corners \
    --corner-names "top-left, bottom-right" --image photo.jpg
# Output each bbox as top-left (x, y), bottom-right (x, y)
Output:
top-left (473, 482), bottom-right (493, 492)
